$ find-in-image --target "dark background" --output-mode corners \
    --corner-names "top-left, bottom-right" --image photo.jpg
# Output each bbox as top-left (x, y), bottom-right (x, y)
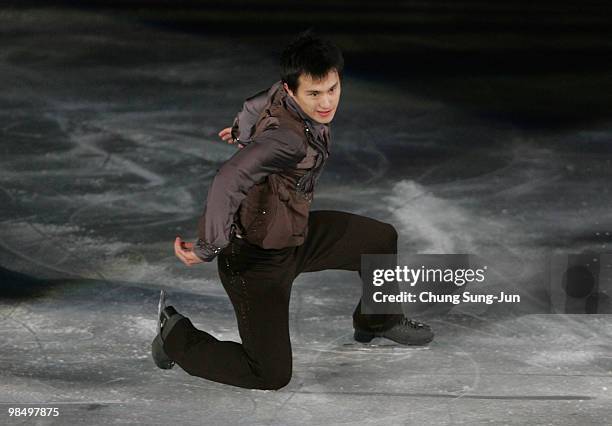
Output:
top-left (5, 0), bottom-right (612, 130)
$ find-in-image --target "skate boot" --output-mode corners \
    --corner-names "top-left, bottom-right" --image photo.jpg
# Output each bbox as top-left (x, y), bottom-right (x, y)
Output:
top-left (354, 317), bottom-right (434, 346)
top-left (151, 290), bottom-right (184, 369)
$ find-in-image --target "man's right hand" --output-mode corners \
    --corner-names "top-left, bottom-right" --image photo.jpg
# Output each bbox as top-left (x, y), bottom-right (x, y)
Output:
top-left (174, 237), bottom-right (206, 266)
top-left (218, 127), bottom-right (244, 149)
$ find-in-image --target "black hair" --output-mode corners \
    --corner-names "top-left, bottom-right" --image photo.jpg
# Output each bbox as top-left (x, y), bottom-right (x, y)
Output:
top-left (280, 30), bottom-right (344, 93)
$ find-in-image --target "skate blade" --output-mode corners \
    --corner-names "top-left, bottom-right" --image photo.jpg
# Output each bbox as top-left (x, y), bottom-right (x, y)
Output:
top-left (345, 338), bottom-right (431, 349)
top-left (156, 289), bottom-right (167, 335)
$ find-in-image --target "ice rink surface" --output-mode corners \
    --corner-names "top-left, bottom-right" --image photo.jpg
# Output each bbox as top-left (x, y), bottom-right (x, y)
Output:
top-left (1, 5), bottom-right (611, 425)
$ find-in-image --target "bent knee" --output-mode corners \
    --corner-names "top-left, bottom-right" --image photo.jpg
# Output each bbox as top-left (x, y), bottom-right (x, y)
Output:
top-left (377, 222), bottom-right (398, 253)
top-left (386, 223), bottom-right (398, 243)
top-left (261, 375), bottom-right (291, 390)
top-left (257, 367), bottom-right (292, 390)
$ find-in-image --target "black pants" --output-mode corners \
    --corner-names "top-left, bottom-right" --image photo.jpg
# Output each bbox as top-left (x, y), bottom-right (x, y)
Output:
top-left (163, 210), bottom-right (403, 390)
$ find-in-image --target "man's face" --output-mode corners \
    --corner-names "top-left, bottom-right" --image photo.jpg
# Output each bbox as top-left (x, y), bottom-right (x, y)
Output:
top-left (284, 69), bottom-right (341, 124)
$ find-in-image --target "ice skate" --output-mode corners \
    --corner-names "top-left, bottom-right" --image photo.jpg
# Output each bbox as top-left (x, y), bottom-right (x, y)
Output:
top-left (152, 290), bottom-right (183, 370)
top-left (354, 317), bottom-right (434, 346)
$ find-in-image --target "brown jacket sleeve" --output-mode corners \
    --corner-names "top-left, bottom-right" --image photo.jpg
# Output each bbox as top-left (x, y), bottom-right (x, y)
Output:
top-left (230, 81), bottom-right (283, 146)
top-left (194, 127), bottom-right (306, 261)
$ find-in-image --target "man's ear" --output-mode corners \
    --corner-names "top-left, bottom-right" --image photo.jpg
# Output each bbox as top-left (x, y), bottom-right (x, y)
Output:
top-left (283, 82), bottom-right (294, 98)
